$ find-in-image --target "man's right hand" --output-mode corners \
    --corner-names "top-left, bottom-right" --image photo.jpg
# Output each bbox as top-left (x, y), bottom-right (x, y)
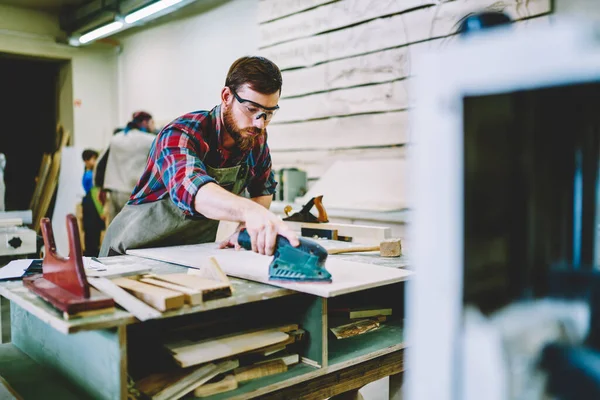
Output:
top-left (243, 204), bottom-right (299, 256)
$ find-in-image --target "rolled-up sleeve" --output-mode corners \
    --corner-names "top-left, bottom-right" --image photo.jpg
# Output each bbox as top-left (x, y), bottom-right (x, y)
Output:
top-left (247, 144), bottom-right (278, 198)
top-left (155, 128), bottom-right (217, 215)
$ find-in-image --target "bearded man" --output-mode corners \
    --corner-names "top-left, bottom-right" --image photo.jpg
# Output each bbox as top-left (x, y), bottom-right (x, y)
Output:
top-left (100, 56), bottom-right (298, 257)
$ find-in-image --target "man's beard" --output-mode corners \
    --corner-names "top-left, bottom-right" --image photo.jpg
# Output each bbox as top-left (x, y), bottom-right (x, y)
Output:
top-left (223, 107), bottom-right (265, 152)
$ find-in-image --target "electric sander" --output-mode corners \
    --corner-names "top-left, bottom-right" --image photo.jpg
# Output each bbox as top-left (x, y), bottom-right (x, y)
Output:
top-left (238, 229), bottom-right (332, 283)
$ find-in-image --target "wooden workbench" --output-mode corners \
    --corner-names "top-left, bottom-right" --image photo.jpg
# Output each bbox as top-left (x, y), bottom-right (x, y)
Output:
top-left (0, 253), bottom-right (408, 400)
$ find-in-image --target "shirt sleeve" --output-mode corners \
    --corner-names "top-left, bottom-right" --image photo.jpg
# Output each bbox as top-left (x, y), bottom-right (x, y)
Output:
top-left (154, 127), bottom-right (217, 215)
top-left (247, 143), bottom-right (278, 198)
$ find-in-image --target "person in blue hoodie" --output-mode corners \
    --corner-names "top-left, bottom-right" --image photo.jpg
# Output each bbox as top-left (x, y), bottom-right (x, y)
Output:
top-left (81, 149), bottom-right (104, 256)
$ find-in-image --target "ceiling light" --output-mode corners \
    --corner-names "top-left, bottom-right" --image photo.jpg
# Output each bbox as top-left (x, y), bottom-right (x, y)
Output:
top-left (78, 21), bottom-right (124, 44)
top-left (125, 0), bottom-right (183, 24)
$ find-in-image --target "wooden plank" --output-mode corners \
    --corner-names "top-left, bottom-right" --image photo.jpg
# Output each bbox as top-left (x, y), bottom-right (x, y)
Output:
top-left (194, 374), bottom-right (238, 397)
top-left (268, 111), bottom-right (408, 151)
top-left (166, 330), bottom-right (291, 368)
top-left (276, 80), bottom-right (409, 123)
top-left (256, 353), bottom-right (300, 366)
top-left (262, 0), bottom-right (551, 69)
top-left (137, 360), bottom-right (239, 400)
top-left (88, 277), bottom-right (163, 321)
top-left (258, 0), bottom-right (335, 23)
top-left (139, 277), bottom-right (204, 305)
top-left (112, 278), bottom-right (185, 312)
top-left (270, 146), bottom-right (406, 180)
top-left (234, 359), bottom-right (288, 382)
top-left (260, 0), bottom-right (433, 47)
top-left (127, 244), bottom-right (413, 298)
top-left (294, 225), bottom-right (391, 246)
top-left (281, 47), bottom-right (410, 98)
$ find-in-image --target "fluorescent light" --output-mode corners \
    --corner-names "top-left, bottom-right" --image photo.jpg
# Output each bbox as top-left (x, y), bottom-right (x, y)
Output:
top-left (79, 21), bottom-right (124, 44)
top-left (125, 0), bottom-right (183, 24)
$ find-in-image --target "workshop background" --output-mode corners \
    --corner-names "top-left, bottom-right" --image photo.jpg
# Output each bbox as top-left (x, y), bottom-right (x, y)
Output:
top-left (0, 1), bottom-right (599, 400)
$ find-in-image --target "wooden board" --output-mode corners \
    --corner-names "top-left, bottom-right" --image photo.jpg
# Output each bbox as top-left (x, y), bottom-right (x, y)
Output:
top-left (260, 0), bottom-right (433, 47)
top-left (258, 0), bottom-right (336, 23)
top-left (194, 374), bottom-right (238, 397)
top-left (280, 48), bottom-right (410, 98)
top-left (136, 359), bottom-right (239, 400)
top-left (295, 158), bottom-right (407, 211)
top-left (295, 228), bottom-right (391, 247)
top-left (268, 111), bottom-right (408, 151)
top-left (262, 0), bottom-right (551, 69)
top-left (234, 359), bottom-right (288, 382)
top-left (270, 146), bottom-right (406, 180)
top-left (87, 277), bottom-right (163, 321)
top-left (276, 80), bottom-right (409, 123)
top-left (112, 278), bottom-right (185, 312)
top-left (127, 244), bottom-right (412, 298)
top-left (166, 330), bottom-right (291, 368)
top-left (139, 277), bottom-right (203, 305)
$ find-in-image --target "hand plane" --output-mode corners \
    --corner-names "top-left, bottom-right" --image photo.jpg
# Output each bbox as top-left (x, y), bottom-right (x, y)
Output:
top-left (237, 229), bottom-right (332, 283)
top-left (283, 195), bottom-right (329, 223)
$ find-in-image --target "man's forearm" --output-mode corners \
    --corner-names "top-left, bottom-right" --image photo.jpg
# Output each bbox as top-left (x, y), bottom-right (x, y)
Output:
top-left (193, 182), bottom-right (259, 222)
top-left (252, 195), bottom-right (272, 210)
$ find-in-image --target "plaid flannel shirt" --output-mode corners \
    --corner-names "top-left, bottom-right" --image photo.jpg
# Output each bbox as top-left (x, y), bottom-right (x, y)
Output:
top-left (128, 105), bottom-right (277, 216)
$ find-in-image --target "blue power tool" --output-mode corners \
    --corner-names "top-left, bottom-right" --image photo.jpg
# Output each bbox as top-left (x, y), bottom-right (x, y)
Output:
top-left (237, 229), bottom-right (333, 283)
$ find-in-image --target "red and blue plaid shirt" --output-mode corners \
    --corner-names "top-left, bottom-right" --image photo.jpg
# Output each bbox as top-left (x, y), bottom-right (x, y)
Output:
top-left (128, 105), bottom-right (277, 216)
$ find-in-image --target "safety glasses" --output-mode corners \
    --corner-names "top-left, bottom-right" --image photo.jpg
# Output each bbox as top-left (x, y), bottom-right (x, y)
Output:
top-left (230, 88), bottom-right (279, 122)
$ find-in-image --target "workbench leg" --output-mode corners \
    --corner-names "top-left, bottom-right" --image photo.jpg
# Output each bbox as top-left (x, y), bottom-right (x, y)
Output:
top-left (389, 372), bottom-right (404, 400)
top-left (0, 296), bottom-right (10, 344)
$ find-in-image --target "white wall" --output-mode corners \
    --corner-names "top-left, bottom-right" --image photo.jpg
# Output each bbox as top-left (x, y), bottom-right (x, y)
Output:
top-left (0, 4), bottom-right (118, 151)
top-left (116, 0), bottom-right (259, 127)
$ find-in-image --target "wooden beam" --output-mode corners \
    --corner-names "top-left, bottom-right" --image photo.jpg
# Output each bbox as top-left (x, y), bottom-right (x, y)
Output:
top-left (193, 374), bottom-right (238, 398)
top-left (271, 146), bottom-right (406, 180)
top-left (139, 277), bottom-right (203, 306)
top-left (258, 0), bottom-right (335, 23)
top-left (268, 111), bottom-right (408, 152)
top-left (260, 0), bottom-right (433, 47)
top-left (281, 47), bottom-right (410, 98)
top-left (112, 278), bottom-right (184, 312)
top-left (88, 277), bottom-right (163, 321)
top-left (262, 0), bottom-right (550, 69)
top-left (276, 80), bottom-right (409, 123)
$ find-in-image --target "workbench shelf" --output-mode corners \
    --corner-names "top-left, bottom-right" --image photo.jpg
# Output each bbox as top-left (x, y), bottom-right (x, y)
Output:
top-left (198, 363), bottom-right (318, 400)
top-left (328, 320), bottom-right (405, 366)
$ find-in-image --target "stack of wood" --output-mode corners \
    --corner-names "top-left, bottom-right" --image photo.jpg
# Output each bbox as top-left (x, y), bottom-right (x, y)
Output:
top-left (136, 324), bottom-right (303, 399)
top-left (329, 307), bottom-right (392, 339)
top-left (89, 257), bottom-right (232, 321)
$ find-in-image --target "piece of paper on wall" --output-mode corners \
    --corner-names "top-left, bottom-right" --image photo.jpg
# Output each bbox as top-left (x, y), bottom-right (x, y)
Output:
top-left (52, 146), bottom-right (85, 256)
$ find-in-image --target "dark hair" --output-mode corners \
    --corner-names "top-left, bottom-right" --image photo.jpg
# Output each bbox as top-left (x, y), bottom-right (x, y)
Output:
top-left (82, 149), bottom-right (98, 161)
top-left (225, 56), bottom-right (282, 95)
top-left (126, 111), bottom-right (153, 131)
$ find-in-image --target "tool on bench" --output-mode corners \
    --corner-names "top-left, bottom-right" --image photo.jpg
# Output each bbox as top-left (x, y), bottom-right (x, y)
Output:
top-left (326, 238), bottom-right (402, 257)
top-left (283, 195), bottom-right (329, 223)
top-left (237, 229), bottom-right (332, 283)
top-left (23, 215), bottom-right (114, 316)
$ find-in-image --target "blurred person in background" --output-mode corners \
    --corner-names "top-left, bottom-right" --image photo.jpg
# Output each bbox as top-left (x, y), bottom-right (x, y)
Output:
top-left (94, 111), bottom-right (157, 226)
top-left (81, 149), bottom-right (103, 256)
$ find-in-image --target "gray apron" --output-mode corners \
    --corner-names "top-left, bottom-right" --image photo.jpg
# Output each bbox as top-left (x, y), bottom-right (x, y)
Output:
top-left (99, 163), bottom-right (248, 256)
